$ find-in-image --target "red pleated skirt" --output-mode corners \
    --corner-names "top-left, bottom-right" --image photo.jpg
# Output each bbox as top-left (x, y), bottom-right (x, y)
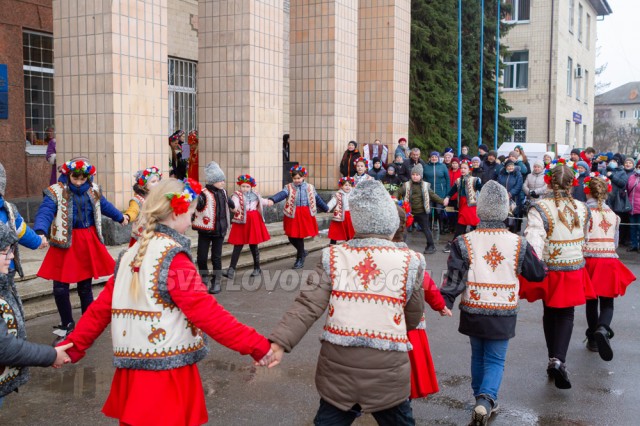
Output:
top-left (457, 196), bottom-right (480, 227)
top-left (408, 328), bottom-right (439, 399)
top-left (37, 227), bottom-right (115, 283)
top-left (585, 257), bottom-right (636, 298)
top-left (283, 206), bottom-right (319, 239)
top-left (102, 365), bottom-right (208, 426)
top-left (328, 211), bottom-right (355, 242)
top-left (519, 268), bottom-right (597, 308)
top-left (227, 210), bottom-right (271, 245)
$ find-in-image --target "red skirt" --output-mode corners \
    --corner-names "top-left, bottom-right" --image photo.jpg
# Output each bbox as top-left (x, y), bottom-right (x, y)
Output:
top-left (519, 268), bottom-right (596, 308)
top-left (102, 365), bottom-right (208, 426)
top-left (37, 227), bottom-right (115, 283)
top-left (408, 329), bottom-right (439, 399)
top-left (585, 257), bottom-right (636, 298)
top-left (328, 211), bottom-right (355, 242)
top-left (457, 196), bottom-right (479, 227)
top-left (283, 206), bottom-right (319, 239)
top-left (227, 210), bottom-right (271, 245)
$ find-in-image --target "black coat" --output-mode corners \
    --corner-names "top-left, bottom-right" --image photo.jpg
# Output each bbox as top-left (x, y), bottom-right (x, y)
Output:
top-left (339, 149), bottom-right (361, 177)
top-left (481, 160), bottom-right (500, 183)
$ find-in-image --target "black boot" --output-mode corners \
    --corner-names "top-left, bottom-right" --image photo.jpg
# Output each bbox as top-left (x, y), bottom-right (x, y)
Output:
top-left (222, 267), bottom-right (235, 279)
top-left (222, 246), bottom-right (242, 279)
top-left (546, 358), bottom-right (571, 389)
top-left (208, 275), bottom-right (222, 295)
top-left (594, 325), bottom-right (614, 361)
top-left (250, 245), bottom-right (261, 277)
top-left (292, 257), bottom-right (304, 269)
top-left (585, 329), bottom-right (598, 352)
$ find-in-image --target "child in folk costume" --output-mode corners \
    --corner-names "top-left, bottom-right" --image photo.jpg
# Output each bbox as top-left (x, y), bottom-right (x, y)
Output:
top-left (443, 159), bottom-right (482, 253)
top-left (353, 157), bottom-right (374, 186)
top-left (34, 158), bottom-right (125, 337)
top-left (192, 162), bottom-right (234, 295)
top-left (440, 181), bottom-right (546, 425)
top-left (222, 175), bottom-right (271, 279)
top-left (520, 160), bottom-right (596, 390)
top-left (186, 130), bottom-right (199, 181)
top-left (326, 177), bottom-right (355, 244)
top-left (124, 166), bottom-right (162, 247)
top-left (582, 173), bottom-right (635, 361)
top-left (168, 130), bottom-right (188, 180)
top-left (57, 178), bottom-right (273, 426)
top-left (268, 166), bottom-right (329, 270)
top-left (265, 180), bottom-right (426, 423)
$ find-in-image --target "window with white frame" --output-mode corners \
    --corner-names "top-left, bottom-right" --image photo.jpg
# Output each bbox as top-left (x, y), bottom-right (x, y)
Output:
top-left (507, 118), bottom-right (527, 142)
top-left (634, 110), bottom-right (640, 119)
top-left (503, 51), bottom-right (529, 90)
top-left (168, 57), bottom-right (197, 133)
top-left (23, 31), bottom-right (54, 145)
top-left (569, 0), bottom-right (575, 33)
top-left (620, 110), bottom-right (626, 119)
top-left (565, 120), bottom-right (571, 144)
top-left (586, 14), bottom-right (591, 49)
top-left (584, 70), bottom-right (589, 103)
top-left (504, 0), bottom-right (530, 22)
top-left (576, 64), bottom-right (581, 100)
top-left (567, 57), bottom-right (573, 96)
top-left (578, 3), bottom-right (583, 42)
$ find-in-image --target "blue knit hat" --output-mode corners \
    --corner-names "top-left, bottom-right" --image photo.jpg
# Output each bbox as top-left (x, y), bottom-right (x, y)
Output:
top-left (444, 147), bottom-right (454, 154)
top-left (577, 161), bottom-right (589, 171)
top-left (430, 151), bottom-right (440, 158)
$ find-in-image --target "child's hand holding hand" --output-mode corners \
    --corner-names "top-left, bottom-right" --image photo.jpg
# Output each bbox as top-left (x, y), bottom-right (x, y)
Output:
top-left (39, 235), bottom-right (49, 249)
top-left (122, 215), bottom-right (130, 226)
top-left (443, 197), bottom-right (449, 207)
top-left (267, 200), bottom-right (274, 207)
top-left (53, 343), bottom-right (74, 368)
top-left (439, 307), bottom-right (452, 317)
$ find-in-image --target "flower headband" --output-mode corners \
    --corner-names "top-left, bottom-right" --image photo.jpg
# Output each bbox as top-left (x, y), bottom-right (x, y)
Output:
top-left (290, 165), bottom-right (307, 177)
top-left (459, 159), bottom-right (471, 167)
top-left (136, 166), bottom-right (162, 187)
top-left (165, 178), bottom-right (202, 215)
top-left (188, 130), bottom-right (198, 145)
top-left (353, 157), bottom-right (369, 168)
top-left (60, 159), bottom-right (96, 176)
top-left (237, 174), bottom-right (256, 187)
top-left (544, 158), bottom-right (579, 186)
top-left (169, 129), bottom-right (185, 142)
top-left (583, 172), bottom-right (612, 194)
top-left (338, 177), bottom-right (355, 187)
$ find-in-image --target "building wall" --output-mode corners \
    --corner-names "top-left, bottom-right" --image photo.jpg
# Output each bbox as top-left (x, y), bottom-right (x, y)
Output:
top-left (167, 0), bottom-right (198, 61)
top-left (0, 0), bottom-right (54, 201)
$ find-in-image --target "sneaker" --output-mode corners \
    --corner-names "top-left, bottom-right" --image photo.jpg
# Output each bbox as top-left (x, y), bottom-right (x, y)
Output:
top-left (586, 338), bottom-right (599, 352)
top-left (443, 242), bottom-right (452, 253)
top-left (424, 246), bottom-right (436, 255)
top-left (469, 396), bottom-right (497, 426)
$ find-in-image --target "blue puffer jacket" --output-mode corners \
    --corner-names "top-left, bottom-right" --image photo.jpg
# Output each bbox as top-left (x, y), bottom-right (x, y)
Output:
top-left (497, 167), bottom-right (524, 207)
top-left (34, 175), bottom-right (124, 234)
top-left (0, 197), bottom-right (42, 272)
top-left (423, 161), bottom-right (450, 199)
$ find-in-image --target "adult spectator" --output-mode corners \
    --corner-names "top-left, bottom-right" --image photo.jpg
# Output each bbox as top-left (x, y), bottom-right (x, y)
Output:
top-left (339, 140), bottom-right (360, 177)
top-left (460, 145), bottom-right (471, 160)
top-left (523, 160), bottom-right (548, 202)
top-left (626, 161), bottom-right (640, 251)
top-left (443, 148), bottom-right (454, 170)
top-left (395, 137), bottom-right (410, 161)
top-left (507, 151), bottom-right (528, 179)
top-left (481, 150), bottom-right (500, 183)
top-left (392, 154), bottom-right (411, 182)
top-left (497, 159), bottom-right (524, 233)
top-left (424, 151), bottom-right (450, 233)
top-left (543, 151), bottom-right (555, 167)
top-left (581, 147), bottom-right (596, 170)
top-left (471, 156), bottom-right (484, 179)
top-left (570, 148), bottom-right (581, 163)
top-left (478, 144), bottom-right (489, 163)
top-left (513, 145), bottom-right (531, 177)
top-left (606, 154), bottom-right (631, 246)
top-left (623, 157), bottom-right (635, 179)
top-left (407, 148), bottom-right (428, 169)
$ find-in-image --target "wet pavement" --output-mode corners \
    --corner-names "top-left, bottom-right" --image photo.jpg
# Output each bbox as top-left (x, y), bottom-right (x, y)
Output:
top-left (1, 231), bottom-right (639, 425)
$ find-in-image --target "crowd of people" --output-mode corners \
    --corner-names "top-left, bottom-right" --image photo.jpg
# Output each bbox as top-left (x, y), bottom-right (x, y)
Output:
top-left (0, 134), bottom-right (637, 426)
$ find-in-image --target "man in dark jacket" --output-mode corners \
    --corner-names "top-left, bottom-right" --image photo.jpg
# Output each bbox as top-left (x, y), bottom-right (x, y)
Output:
top-left (481, 150), bottom-right (501, 183)
top-left (392, 154), bottom-right (411, 182)
top-left (478, 144), bottom-right (489, 163)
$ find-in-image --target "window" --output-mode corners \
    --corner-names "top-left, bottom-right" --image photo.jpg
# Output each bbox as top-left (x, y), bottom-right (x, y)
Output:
top-left (507, 118), bottom-right (527, 142)
top-left (575, 123), bottom-right (579, 146)
top-left (565, 120), bottom-right (571, 144)
top-left (504, 51), bottom-right (529, 89)
top-left (567, 57), bottom-right (573, 96)
top-left (586, 14), bottom-right (591, 49)
top-left (576, 64), bottom-right (581, 100)
top-left (584, 70), bottom-right (589, 103)
top-left (569, 0), bottom-right (575, 33)
top-left (505, 0), bottom-right (530, 22)
top-left (634, 110), bottom-right (640, 119)
top-left (168, 57), bottom-right (197, 133)
top-left (578, 3), bottom-right (583, 42)
top-left (23, 31), bottom-right (54, 145)
top-left (620, 110), bottom-right (627, 119)
top-left (583, 124), bottom-right (587, 146)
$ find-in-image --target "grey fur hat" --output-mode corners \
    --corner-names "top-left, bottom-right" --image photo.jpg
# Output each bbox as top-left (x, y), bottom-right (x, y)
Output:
top-left (411, 163), bottom-right (423, 177)
top-left (477, 181), bottom-right (509, 222)
top-left (349, 180), bottom-right (400, 236)
top-left (0, 163), bottom-right (5, 196)
top-left (0, 221), bottom-right (18, 250)
top-left (204, 161), bottom-right (225, 184)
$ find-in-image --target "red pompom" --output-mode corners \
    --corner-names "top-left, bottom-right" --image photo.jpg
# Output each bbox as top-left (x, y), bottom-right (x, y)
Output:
top-left (187, 178), bottom-right (202, 195)
top-left (76, 160), bottom-right (85, 169)
top-left (138, 178), bottom-right (145, 186)
top-left (544, 175), bottom-right (552, 185)
top-left (584, 187), bottom-right (591, 195)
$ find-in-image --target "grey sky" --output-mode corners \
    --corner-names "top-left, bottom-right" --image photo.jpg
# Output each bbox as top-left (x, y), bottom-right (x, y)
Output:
top-left (596, 0), bottom-right (640, 92)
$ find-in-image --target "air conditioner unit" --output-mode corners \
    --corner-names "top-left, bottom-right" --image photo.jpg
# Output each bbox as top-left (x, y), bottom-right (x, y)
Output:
top-left (575, 66), bottom-right (583, 78)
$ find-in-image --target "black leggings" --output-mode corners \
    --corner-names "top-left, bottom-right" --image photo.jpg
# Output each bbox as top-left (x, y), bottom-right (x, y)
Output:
top-left (586, 297), bottom-right (614, 331)
top-left (228, 244), bottom-right (259, 269)
top-left (53, 279), bottom-right (93, 326)
top-left (453, 224), bottom-right (475, 239)
top-left (542, 304), bottom-right (574, 363)
top-left (413, 212), bottom-right (434, 249)
top-left (288, 237), bottom-right (305, 258)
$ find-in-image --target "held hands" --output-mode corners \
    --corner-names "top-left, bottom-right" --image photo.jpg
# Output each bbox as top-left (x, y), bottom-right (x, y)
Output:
top-left (255, 342), bottom-right (284, 368)
top-left (267, 200), bottom-right (274, 207)
top-left (443, 197), bottom-right (450, 207)
top-left (53, 343), bottom-right (74, 368)
top-left (439, 306), bottom-right (453, 317)
top-left (122, 215), bottom-right (130, 226)
top-left (39, 235), bottom-right (49, 249)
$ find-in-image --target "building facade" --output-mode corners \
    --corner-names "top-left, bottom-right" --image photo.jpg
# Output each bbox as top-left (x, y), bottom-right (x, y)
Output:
top-left (594, 81), bottom-right (640, 154)
top-left (500, 0), bottom-right (611, 149)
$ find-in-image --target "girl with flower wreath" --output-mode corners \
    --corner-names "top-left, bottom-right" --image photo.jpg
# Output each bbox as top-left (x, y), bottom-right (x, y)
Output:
top-left (124, 166), bottom-right (162, 247)
top-left (222, 175), bottom-right (271, 279)
top-left (581, 172), bottom-right (635, 361)
top-left (56, 178), bottom-right (274, 426)
top-left (34, 158), bottom-right (125, 338)
top-left (352, 157), bottom-right (374, 186)
top-left (326, 176), bottom-right (356, 245)
top-left (520, 159), bottom-right (596, 390)
top-left (187, 130), bottom-right (199, 181)
top-left (268, 165), bottom-right (329, 269)
top-left (442, 159), bottom-right (482, 253)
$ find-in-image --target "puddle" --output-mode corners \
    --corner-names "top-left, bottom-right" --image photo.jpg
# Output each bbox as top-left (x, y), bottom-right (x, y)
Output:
top-left (429, 395), bottom-right (467, 410)
top-left (439, 374), bottom-right (471, 387)
top-left (44, 366), bottom-right (112, 398)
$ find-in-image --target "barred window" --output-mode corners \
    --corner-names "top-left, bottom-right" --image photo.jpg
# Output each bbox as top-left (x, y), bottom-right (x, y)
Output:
top-left (23, 31), bottom-right (54, 145)
top-left (168, 57), bottom-right (197, 133)
top-left (507, 118), bottom-right (527, 143)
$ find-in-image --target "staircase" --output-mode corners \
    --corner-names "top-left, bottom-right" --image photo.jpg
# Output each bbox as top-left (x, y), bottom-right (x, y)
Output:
top-left (16, 214), bottom-right (332, 321)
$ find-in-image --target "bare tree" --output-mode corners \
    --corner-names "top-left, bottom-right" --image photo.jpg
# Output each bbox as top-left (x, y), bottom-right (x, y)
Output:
top-left (595, 45), bottom-right (610, 95)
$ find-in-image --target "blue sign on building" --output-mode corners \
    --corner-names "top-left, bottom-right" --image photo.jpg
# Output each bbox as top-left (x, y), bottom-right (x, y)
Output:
top-left (0, 64), bottom-right (8, 120)
top-left (573, 112), bottom-right (582, 124)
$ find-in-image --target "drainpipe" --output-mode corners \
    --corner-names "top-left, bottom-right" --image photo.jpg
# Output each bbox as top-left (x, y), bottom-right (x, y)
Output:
top-left (547, 0), bottom-right (556, 151)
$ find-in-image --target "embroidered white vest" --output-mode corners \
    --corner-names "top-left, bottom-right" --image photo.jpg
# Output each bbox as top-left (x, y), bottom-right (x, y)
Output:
top-left (458, 228), bottom-right (526, 315)
top-left (130, 194), bottom-right (147, 239)
top-left (231, 191), bottom-right (265, 224)
top-left (283, 183), bottom-right (317, 218)
top-left (43, 182), bottom-right (103, 248)
top-left (403, 181), bottom-right (431, 212)
top-left (584, 207), bottom-right (619, 259)
top-left (455, 176), bottom-right (480, 206)
top-left (111, 232), bottom-right (207, 370)
top-left (353, 173), bottom-right (373, 187)
top-left (321, 240), bottom-right (425, 352)
top-left (532, 198), bottom-right (589, 271)
top-left (331, 191), bottom-right (349, 222)
top-left (192, 188), bottom-right (216, 231)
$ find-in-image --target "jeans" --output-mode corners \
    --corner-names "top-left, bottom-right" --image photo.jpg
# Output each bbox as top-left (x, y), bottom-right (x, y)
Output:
top-left (629, 214), bottom-right (640, 249)
top-left (313, 398), bottom-right (415, 426)
top-left (469, 336), bottom-right (509, 401)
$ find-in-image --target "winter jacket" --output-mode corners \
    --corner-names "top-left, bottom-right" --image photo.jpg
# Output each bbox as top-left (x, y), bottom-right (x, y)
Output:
top-left (339, 149), bottom-right (361, 177)
top-left (497, 167), bottom-right (524, 207)
top-left (606, 166), bottom-right (630, 213)
top-left (423, 161), bottom-right (450, 199)
top-left (393, 161), bottom-right (411, 182)
top-left (0, 197), bottom-right (41, 275)
top-left (523, 171), bottom-right (548, 199)
top-left (515, 159), bottom-right (530, 178)
top-left (627, 173), bottom-right (640, 215)
top-left (572, 173), bottom-right (588, 202)
top-left (395, 145), bottom-right (410, 161)
top-left (481, 159), bottom-right (500, 183)
top-left (471, 166), bottom-right (484, 180)
top-left (367, 166), bottom-right (386, 181)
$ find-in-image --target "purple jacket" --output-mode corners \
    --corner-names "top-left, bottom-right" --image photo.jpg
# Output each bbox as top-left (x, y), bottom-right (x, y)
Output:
top-left (46, 138), bottom-right (57, 185)
top-left (627, 173), bottom-right (640, 215)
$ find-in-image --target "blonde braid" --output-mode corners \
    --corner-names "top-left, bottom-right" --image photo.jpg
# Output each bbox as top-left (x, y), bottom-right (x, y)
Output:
top-left (552, 165), bottom-right (580, 230)
top-left (589, 177), bottom-right (608, 213)
top-left (129, 215), bottom-right (157, 300)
